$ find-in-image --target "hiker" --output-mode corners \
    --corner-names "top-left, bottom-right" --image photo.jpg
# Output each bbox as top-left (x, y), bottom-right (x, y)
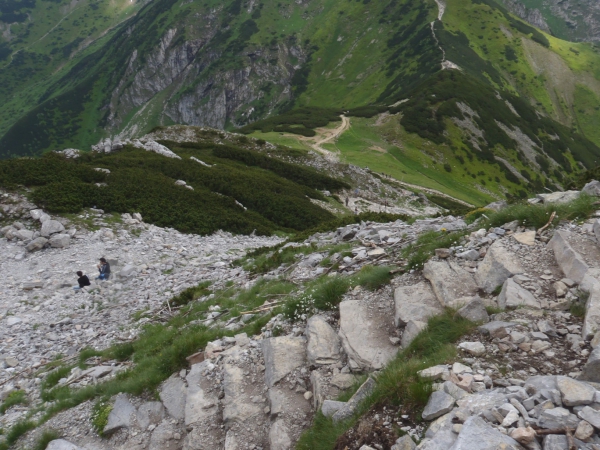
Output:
top-left (97, 257), bottom-right (111, 280)
top-left (345, 196), bottom-right (349, 207)
top-left (73, 271), bottom-right (91, 291)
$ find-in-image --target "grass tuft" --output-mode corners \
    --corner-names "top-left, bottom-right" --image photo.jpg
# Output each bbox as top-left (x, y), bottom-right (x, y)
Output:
top-left (0, 390), bottom-right (27, 414)
top-left (32, 429), bottom-right (61, 450)
top-left (352, 265), bottom-right (393, 291)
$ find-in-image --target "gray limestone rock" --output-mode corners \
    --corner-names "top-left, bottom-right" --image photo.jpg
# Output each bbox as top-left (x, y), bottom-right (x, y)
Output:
top-left (185, 361), bottom-right (219, 425)
top-left (391, 435), bottom-right (416, 450)
top-left (222, 363), bottom-right (262, 424)
top-left (26, 236), bottom-right (47, 252)
top-left (159, 375), bottom-right (187, 420)
top-left (40, 219), bottom-right (65, 237)
top-left (538, 191), bottom-right (580, 204)
top-left (594, 219), bottom-right (600, 245)
top-left (498, 278), bottom-right (544, 310)
top-left (305, 315), bottom-right (342, 366)
top-left (478, 321), bottom-right (518, 337)
top-left (104, 393), bottom-right (136, 434)
top-left (448, 416), bottom-right (521, 449)
top-left (580, 346), bottom-right (600, 382)
top-left (394, 282), bottom-right (443, 327)
top-left (583, 180), bottom-right (600, 196)
top-left (332, 378), bottom-right (376, 422)
top-left (137, 401), bottom-right (165, 430)
top-left (269, 419), bottom-right (292, 450)
top-left (583, 281), bottom-right (600, 340)
top-left (401, 320), bottom-right (427, 348)
top-left (423, 260), bottom-right (478, 307)
top-left (538, 407), bottom-right (580, 429)
top-left (422, 391), bottom-right (455, 420)
top-left (548, 230), bottom-right (589, 283)
top-left (15, 229), bottom-right (33, 241)
top-left (322, 400), bottom-right (346, 418)
top-left (578, 405), bottom-right (600, 429)
top-left (455, 298), bottom-right (489, 323)
top-left (338, 300), bottom-right (398, 371)
top-left (262, 336), bottom-right (306, 387)
top-left (542, 435), bottom-right (568, 450)
top-left (475, 241), bottom-right (524, 293)
top-left (46, 440), bottom-right (83, 450)
top-left (149, 419), bottom-right (179, 450)
top-left (443, 381), bottom-right (469, 401)
top-left (49, 233), bottom-right (70, 248)
top-left (556, 376), bottom-right (595, 406)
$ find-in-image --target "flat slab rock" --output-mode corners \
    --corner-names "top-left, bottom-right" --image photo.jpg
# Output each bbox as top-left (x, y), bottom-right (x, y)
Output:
top-left (338, 299), bottom-right (398, 371)
top-left (394, 282), bottom-right (443, 327)
top-left (423, 260), bottom-right (477, 307)
top-left (262, 336), bottom-right (306, 386)
top-left (498, 278), bottom-right (546, 310)
top-left (305, 315), bottom-right (342, 366)
top-left (449, 416), bottom-right (521, 450)
top-left (475, 240), bottom-right (524, 293)
top-left (46, 440), bottom-right (84, 450)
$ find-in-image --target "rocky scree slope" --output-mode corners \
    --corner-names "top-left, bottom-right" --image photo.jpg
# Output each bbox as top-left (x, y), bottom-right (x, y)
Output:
top-left (3, 185), bottom-right (600, 449)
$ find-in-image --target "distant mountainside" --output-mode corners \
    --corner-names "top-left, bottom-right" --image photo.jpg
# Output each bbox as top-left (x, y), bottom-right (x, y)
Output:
top-left (501, 0), bottom-right (600, 43)
top-left (0, 0), bottom-right (600, 206)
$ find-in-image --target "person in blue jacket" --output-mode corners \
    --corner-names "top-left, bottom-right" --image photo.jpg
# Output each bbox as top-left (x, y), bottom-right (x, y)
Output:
top-left (97, 258), bottom-right (111, 280)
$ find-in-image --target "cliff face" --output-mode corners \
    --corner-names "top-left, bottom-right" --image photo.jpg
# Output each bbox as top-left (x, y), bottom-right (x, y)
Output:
top-left (501, 0), bottom-right (600, 42)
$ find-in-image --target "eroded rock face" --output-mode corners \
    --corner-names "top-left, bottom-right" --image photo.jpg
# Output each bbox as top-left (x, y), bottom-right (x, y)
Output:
top-left (394, 282), bottom-right (443, 327)
top-left (475, 241), bottom-right (524, 293)
top-left (305, 315), bottom-right (342, 366)
top-left (423, 260), bottom-right (478, 307)
top-left (262, 336), bottom-right (306, 387)
top-left (338, 300), bottom-right (398, 371)
top-left (185, 361), bottom-right (219, 426)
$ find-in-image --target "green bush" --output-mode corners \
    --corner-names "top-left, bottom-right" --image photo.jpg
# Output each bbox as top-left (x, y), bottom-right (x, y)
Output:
top-left (312, 276), bottom-right (350, 310)
top-left (0, 390), bottom-right (27, 414)
top-left (33, 429), bottom-right (61, 450)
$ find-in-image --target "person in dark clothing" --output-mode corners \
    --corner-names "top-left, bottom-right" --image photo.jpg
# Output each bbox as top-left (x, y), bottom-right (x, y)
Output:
top-left (97, 257), bottom-right (111, 281)
top-left (74, 271), bottom-right (91, 291)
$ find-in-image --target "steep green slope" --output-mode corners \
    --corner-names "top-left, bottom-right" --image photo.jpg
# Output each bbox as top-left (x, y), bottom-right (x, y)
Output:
top-left (0, 0), bottom-right (142, 142)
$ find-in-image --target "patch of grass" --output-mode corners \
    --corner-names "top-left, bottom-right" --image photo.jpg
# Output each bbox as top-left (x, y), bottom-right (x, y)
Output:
top-left (482, 194), bottom-right (596, 229)
top-left (312, 276), bottom-right (351, 310)
top-left (351, 265), bottom-right (393, 291)
top-left (2, 420), bottom-right (36, 447)
top-left (570, 291), bottom-right (588, 318)
top-left (403, 230), bottom-right (466, 271)
top-left (32, 429), bottom-right (61, 450)
top-left (240, 243), bottom-right (316, 274)
top-left (485, 305), bottom-right (504, 315)
top-left (91, 399), bottom-right (112, 435)
top-left (0, 390), bottom-right (27, 414)
top-left (40, 366), bottom-right (73, 395)
top-left (168, 281), bottom-right (212, 307)
top-left (491, 285), bottom-right (503, 296)
top-left (297, 310), bottom-right (476, 449)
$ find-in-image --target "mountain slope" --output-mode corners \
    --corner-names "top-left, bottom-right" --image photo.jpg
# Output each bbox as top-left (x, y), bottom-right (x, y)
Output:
top-left (501, 0), bottom-right (600, 43)
top-left (0, 0), bottom-right (600, 208)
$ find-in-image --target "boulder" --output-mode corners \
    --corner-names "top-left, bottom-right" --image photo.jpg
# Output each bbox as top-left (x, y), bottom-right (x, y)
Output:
top-left (401, 320), bottom-right (427, 348)
top-left (538, 407), bottom-right (580, 429)
top-left (148, 420), bottom-right (180, 450)
top-left (49, 233), bottom-right (70, 248)
top-left (40, 219), bottom-right (65, 237)
top-left (305, 315), bottom-right (342, 366)
top-left (455, 298), bottom-right (489, 323)
top-left (26, 236), bottom-right (48, 252)
top-left (498, 278), bottom-right (545, 310)
top-left (579, 346), bottom-right (600, 383)
top-left (538, 190), bottom-right (580, 204)
top-left (222, 363), bottom-right (262, 424)
top-left (119, 264), bottom-right (137, 278)
top-left (583, 282), bottom-right (600, 340)
top-left (269, 419), bottom-right (292, 450)
top-left (136, 402), bottom-right (165, 430)
top-left (338, 300), bottom-right (398, 371)
top-left (321, 400), bottom-right (346, 418)
top-left (458, 341), bottom-right (485, 356)
top-left (448, 416), bottom-right (521, 449)
top-left (478, 321), bottom-right (518, 337)
top-left (394, 282), bottom-right (443, 327)
top-left (29, 209), bottom-right (44, 221)
top-left (578, 405), bottom-right (600, 429)
top-left (185, 361), bottom-right (219, 425)
top-left (15, 229), bottom-right (33, 241)
top-left (159, 375), bottom-right (187, 420)
top-left (594, 219), bottom-right (600, 244)
top-left (332, 378), bottom-right (375, 422)
top-left (391, 435), bottom-right (416, 450)
top-left (556, 376), bottom-right (595, 406)
top-left (422, 391), bottom-right (455, 420)
top-left (512, 231), bottom-right (536, 246)
top-left (423, 260), bottom-right (477, 307)
top-left (46, 440), bottom-right (83, 450)
top-left (262, 336), bottom-right (306, 387)
top-left (475, 241), bottom-right (524, 293)
top-left (548, 231), bottom-right (589, 283)
top-left (104, 393), bottom-right (136, 434)
top-left (582, 180), bottom-right (600, 196)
